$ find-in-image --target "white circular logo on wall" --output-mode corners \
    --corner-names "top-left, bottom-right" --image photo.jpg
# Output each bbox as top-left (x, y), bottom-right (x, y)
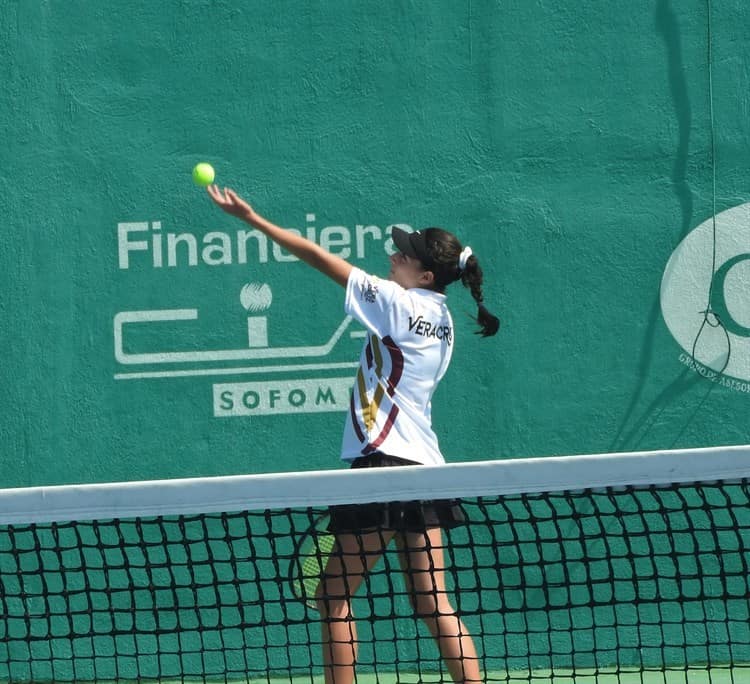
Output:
top-left (660, 202), bottom-right (750, 383)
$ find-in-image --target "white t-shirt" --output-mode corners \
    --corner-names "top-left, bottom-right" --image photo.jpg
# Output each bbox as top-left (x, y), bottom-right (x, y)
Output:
top-left (340, 267), bottom-right (454, 465)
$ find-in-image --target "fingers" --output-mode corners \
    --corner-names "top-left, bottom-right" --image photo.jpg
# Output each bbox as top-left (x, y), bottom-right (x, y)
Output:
top-left (206, 185), bottom-right (250, 219)
top-left (206, 184), bottom-right (222, 202)
top-left (225, 188), bottom-right (242, 203)
top-left (206, 184), bottom-right (233, 206)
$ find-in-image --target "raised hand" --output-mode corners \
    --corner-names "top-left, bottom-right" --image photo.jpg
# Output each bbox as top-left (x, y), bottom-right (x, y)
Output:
top-left (206, 185), bottom-right (257, 222)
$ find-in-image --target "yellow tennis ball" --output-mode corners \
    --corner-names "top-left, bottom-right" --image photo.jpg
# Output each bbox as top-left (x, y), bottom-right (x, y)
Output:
top-left (192, 162), bottom-right (215, 187)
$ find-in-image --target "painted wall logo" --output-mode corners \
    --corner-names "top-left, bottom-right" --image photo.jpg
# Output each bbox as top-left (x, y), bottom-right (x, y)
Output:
top-left (660, 202), bottom-right (750, 391)
top-left (114, 217), bottom-right (407, 416)
top-left (113, 283), bottom-right (364, 416)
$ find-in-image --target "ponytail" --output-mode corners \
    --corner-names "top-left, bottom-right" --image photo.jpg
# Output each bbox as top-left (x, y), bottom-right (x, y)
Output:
top-left (461, 255), bottom-right (500, 337)
top-left (421, 227), bottom-right (500, 338)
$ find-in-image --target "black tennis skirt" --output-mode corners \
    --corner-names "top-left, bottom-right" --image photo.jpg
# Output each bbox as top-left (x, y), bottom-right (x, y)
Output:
top-left (327, 453), bottom-right (466, 533)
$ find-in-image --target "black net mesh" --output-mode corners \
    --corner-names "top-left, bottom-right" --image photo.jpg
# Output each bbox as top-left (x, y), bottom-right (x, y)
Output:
top-left (1, 480), bottom-right (749, 682)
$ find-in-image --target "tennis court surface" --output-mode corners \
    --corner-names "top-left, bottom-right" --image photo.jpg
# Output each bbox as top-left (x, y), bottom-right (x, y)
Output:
top-left (1, 445), bottom-right (748, 682)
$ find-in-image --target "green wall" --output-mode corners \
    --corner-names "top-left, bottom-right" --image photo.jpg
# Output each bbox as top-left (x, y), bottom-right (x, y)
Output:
top-left (2, 3), bottom-right (750, 680)
top-left (3, 0), bottom-right (749, 488)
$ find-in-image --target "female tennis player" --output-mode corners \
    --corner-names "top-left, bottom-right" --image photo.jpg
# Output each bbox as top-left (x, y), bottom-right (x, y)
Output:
top-left (207, 185), bottom-right (498, 684)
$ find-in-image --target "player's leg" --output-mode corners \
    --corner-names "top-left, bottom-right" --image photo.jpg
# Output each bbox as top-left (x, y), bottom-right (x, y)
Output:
top-left (397, 527), bottom-right (482, 684)
top-left (316, 529), bottom-right (394, 684)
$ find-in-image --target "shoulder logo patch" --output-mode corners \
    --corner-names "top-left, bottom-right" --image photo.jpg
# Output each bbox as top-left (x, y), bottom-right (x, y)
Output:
top-left (360, 278), bottom-right (379, 304)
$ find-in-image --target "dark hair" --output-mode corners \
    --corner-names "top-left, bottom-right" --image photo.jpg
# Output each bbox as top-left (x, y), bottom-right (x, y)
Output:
top-left (422, 228), bottom-right (500, 338)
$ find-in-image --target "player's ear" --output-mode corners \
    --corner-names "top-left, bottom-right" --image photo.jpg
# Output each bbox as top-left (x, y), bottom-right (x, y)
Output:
top-left (419, 270), bottom-right (435, 288)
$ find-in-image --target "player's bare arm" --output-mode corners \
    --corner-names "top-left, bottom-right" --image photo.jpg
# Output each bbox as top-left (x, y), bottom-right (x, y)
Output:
top-left (207, 185), bottom-right (352, 287)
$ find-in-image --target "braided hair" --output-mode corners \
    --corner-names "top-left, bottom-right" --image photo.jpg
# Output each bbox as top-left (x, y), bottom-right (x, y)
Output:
top-left (421, 228), bottom-right (500, 337)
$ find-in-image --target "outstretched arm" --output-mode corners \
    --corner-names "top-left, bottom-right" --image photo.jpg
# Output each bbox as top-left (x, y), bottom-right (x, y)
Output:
top-left (207, 185), bottom-right (353, 287)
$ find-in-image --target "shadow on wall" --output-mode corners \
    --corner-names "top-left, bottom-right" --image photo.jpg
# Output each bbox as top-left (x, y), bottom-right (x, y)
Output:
top-left (611, 0), bottom-right (719, 451)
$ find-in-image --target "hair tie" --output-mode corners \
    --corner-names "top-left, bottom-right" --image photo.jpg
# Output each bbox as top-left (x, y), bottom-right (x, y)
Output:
top-left (458, 246), bottom-right (473, 271)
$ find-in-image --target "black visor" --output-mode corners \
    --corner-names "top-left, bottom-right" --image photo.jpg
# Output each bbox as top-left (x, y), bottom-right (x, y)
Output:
top-left (391, 227), bottom-right (433, 268)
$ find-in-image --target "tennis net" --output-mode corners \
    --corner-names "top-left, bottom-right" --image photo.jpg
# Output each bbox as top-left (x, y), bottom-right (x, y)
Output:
top-left (1, 445), bottom-right (749, 683)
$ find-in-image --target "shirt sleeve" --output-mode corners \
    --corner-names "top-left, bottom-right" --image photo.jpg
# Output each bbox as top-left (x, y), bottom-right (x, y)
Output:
top-left (344, 267), bottom-right (403, 338)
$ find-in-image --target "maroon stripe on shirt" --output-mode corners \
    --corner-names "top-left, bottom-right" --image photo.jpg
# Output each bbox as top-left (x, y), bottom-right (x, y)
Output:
top-left (363, 403), bottom-right (400, 453)
top-left (349, 392), bottom-right (366, 443)
top-left (359, 336), bottom-right (405, 453)
top-left (381, 336), bottom-right (404, 397)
